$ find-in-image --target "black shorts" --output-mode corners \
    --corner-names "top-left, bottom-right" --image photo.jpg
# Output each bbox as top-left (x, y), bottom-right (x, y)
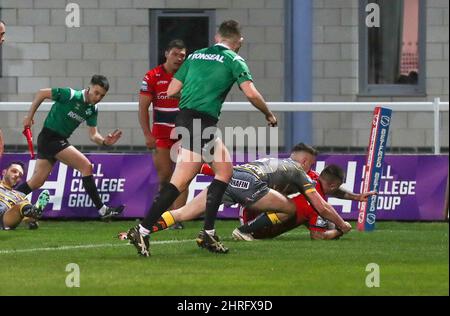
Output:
top-left (222, 170), bottom-right (270, 208)
top-left (37, 127), bottom-right (70, 163)
top-left (174, 109), bottom-right (218, 155)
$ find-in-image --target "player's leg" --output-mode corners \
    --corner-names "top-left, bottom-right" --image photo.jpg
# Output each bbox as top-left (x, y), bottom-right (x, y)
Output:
top-left (2, 199), bottom-right (48, 230)
top-left (153, 142), bottom-right (188, 228)
top-left (127, 148), bottom-right (202, 257)
top-left (201, 139), bottom-right (233, 252)
top-left (55, 146), bottom-right (124, 218)
top-left (140, 147), bottom-right (202, 230)
top-left (15, 159), bottom-right (54, 194)
top-left (118, 188), bottom-right (208, 240)
top-left (238, 209), bottom-right (299, 240)
top-left (2, 205), bottom-right (23, 229)
top-left (152, 189), bottom-right (207, 233)
top-left (21, 189), bottom-right (51, 230)
top-left (232, 190), bottom-right (296, 240)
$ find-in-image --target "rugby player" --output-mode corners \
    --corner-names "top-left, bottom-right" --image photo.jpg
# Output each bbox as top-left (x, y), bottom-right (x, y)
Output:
top-left (126, 20), bottom-right (277, 257)
top-left (120, 144), bottom-right (353, 245)
top-left (0, 161), bottom-right (49, 230)
top-left (15, 75), bottom-right (125, 220)
top-left (236, 164), bottom-right (376, 241)
top-left (138, 39), bottom-right (187, 230)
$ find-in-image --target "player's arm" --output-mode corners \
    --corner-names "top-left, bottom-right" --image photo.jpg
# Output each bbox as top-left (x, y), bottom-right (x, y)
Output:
top-left (138, 93), bottom-right (156, 149)
top-left (23, 88), bottom-right (52, 128)
top-left (88, 126), bottom-right (122, 146)
top-left (305, 190), bottom-right (352, 234)
top-left (167, 78), bottom-right (183, 99)
top-left (331, 187), bottom-right (377, 202)
top-left (310, 229), bottom-right (343, 240)
top-left (239, 81), bottom-right (277, 127)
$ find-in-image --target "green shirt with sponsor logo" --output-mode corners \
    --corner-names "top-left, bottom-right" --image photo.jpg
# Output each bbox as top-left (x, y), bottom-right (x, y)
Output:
top-left (174, 44), bottom-right (253, 119)
top-left (44, 88), bottom-right (98, 138)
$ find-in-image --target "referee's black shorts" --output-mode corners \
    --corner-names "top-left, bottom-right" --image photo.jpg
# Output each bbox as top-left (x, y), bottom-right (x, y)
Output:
top-left (37, 127), bottom-right (70, 163)
top-left (174, 108), bottom-right (219, 155)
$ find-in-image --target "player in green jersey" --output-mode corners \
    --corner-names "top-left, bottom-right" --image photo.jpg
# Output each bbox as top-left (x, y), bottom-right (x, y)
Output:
top-left (126, 20), bottom-right (278, 257)
top-left (15, 75), bottom-right (125, 220)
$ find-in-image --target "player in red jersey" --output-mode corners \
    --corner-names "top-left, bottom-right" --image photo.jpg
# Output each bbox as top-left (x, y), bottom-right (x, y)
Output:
top-left (238, 165), bottom-right (376, 240)
top-left (138, 39), bottom-right (188, 227)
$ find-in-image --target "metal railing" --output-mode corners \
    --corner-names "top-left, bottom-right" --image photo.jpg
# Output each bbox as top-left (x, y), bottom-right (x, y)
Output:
top-left (1, 98), bottom-right (449, 154)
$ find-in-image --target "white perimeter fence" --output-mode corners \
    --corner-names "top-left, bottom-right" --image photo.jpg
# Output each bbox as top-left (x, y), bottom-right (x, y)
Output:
top-left (1, 98), bottom-right (448, 154)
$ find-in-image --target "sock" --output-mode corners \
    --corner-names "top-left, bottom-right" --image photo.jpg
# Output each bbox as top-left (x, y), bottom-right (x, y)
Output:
top-left (16, 182), bottom-right (32, 195)
top-left (267, 213), bottom-right (282, 225)
top-left (98, 205), bottom-right (108, 216)
top-left (19, 202), bottom-right (33, 217)
top-left (141, 183), bottom-right (180, 230)
top-left (139, 224), bottom-right (150, 236)
top-left (203, 179), bottom-right (228, 231)
top-left (205, 229), bottom-right (216, 236)
top-left (239, 213), bottom-right (278, 234)
top-left (151, 211), bottom-right (176, 233)
top-left (82, 175), bottom-right (104, 210)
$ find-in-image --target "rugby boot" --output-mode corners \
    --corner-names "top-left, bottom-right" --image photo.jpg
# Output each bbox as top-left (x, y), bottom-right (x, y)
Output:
top-left (201, 230), bottom-right (229, 254)
top-left (100, 204), bottom-right (125, 221)
top-left (127, 225), bottom-right (150, 257)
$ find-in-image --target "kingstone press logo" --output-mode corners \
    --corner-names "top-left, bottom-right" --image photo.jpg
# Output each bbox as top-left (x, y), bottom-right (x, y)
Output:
top-left (380, 116), bottom-right (391, 127)
top-left (366, 213), bottom-right (377, 225)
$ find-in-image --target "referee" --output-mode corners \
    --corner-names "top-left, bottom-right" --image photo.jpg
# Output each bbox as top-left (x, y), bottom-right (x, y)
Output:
top-left (127, 20), bottom-right (277, 257)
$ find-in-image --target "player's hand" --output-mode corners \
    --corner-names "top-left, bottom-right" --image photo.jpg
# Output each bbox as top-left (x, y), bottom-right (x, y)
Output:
top-left (339, 221), bottom-right (352, 234)
top-left (359, 191), bottom-right (378, 202)
top-left (266, 113), bottom-right (277, 127)
top-left (104, 129), bottom-right (122, 146)
top-left (23, 116), bottom-right (34, 128)
top-left (145, 134), bottom-right (156, 150)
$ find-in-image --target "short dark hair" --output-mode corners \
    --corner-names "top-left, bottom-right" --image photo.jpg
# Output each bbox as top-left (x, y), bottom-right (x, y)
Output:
top-left (218, 20), bottom-right (242, 40)
top-left (320, 164), bottom-right (345, 184)
top-left (0, 20), bottom-right (6, 26)
top-left (291, 143), bottom-right (318, 156)
top-left (166, 39), bottom-right (186, 52)
top-left (90, 74), bottom-right (109, 91)
top-left (5, 161), bottom-right (25, 171)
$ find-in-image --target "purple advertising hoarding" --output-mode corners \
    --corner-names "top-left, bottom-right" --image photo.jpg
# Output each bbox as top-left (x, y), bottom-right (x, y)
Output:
top-left (0, 153), bottom-right (448, 221)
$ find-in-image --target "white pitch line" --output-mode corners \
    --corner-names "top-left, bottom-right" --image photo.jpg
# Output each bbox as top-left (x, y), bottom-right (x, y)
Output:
top-left (0, 239), bottom-right (194, 255)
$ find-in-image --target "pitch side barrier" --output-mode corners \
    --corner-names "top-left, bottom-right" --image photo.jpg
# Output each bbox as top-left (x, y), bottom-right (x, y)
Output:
top-left (1, 99), bottom-right (448, 153)
top-left (0, 153), bottom-right (448, 221)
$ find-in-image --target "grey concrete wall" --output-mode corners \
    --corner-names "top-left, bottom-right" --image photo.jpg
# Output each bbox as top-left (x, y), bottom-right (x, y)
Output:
top-left (0, 0), bottom-right (285, 150)
top-left (1, 0), bottom-right (448, 151)
top-left (312, 0), bottom-right (449, 149)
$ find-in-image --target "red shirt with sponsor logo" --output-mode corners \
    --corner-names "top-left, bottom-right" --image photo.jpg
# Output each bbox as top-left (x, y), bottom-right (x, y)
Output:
top-left (292, 170), bottom-right (327, 231)
top-left (140, 64), bottom-right (180, 139)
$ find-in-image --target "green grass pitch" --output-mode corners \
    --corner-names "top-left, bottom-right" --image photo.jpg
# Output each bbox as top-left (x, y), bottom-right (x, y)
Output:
top-left (0, 220), bottom-right (448, 296)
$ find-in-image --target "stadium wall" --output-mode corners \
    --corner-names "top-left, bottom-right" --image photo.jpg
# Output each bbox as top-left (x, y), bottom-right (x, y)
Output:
top-left (0, 0), bottom-right (448, 152)
top-left (312, 0), bottom-right (449, 151)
